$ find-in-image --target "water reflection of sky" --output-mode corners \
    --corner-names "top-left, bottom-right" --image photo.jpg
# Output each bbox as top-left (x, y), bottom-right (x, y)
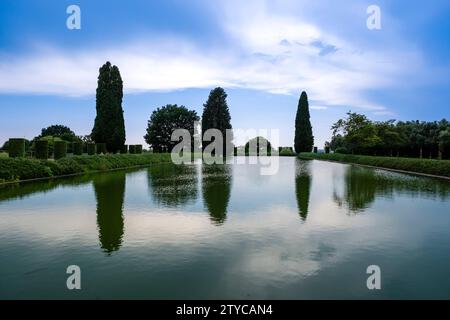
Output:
top-left (0, 158), bottom-right (450, 299)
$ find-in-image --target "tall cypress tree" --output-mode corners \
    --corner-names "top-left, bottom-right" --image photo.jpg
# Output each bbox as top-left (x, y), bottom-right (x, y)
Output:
top-left (201, 87), bottom-right (233, 154)
top-left (91, 61), bottom-right (125, 153)
top-left (294, 91), bottom-right (314, 153)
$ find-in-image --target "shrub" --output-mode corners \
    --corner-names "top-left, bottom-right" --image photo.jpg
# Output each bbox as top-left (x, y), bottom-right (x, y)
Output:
top-left (96, 143), bottom-right (107, 154)
top-left (135, 145), bottom-right (143, 154)
top-left (54, 141), bottom-right (67, 160)
top-left (120, 145), bottom-right (128, 154)
top-left (35, 140), bottom-right (49, 160)
top-left (335, 147), bottom-right (349, 154)
top-left (313, 147), bottom-right (318, 153)
top-left (73, 142), bottom-right (83, 155)
top-left (8, 138), bottom-right (25, 158)
top-left (87, 143), bottom-right (96, 155)
top-left (129, 145), bottom-right (136, 154)
top-left (325, 146), bottom-right (330, 154)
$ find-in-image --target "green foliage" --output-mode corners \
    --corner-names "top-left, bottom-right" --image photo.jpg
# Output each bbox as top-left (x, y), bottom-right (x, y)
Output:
top-left (244, 136), bottom-right (273, 155)
top-left (299, 153), bottom-right (450, 177)
top-left (87, 143), bottom-right (96, 155)
top-left (35, 140), bottom-right (49, 160)
top-left (294, 91), bottom-right (314, 153)
top-left (331, 113), bottom-right (450, 159)
top-left (129, 145), bottom-right (136, 154)
top-left (0, 154), bottom-right (171, 183)
top-left (53, 141), bottom-right (67, 160)
top-left (120, 145), bottom-right (128, 154)
top-left (279, 148), bottom-right (296, 156)
top-left (313, 147), bottom-right (318, 153)
top-left (135, 145), bottom-right (143, 154)
top-left (201, 87), bottom-right (233, 155)
top-left (96, 143), bottom-right (107, 154)
top-left (8, 138), bottom-right (26, 158)
top-left (144, 104), bottom-right (200, 152)
top-left (73, 142), bottom-right (83, 155)
top-left (91, 61), bottom-right (126, 153)
top-left (39, 125), bottom-right (78, 142)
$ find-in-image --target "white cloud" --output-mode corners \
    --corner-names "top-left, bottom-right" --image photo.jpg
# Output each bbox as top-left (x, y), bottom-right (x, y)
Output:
top-left (0, 0), bottom-right (425, 113)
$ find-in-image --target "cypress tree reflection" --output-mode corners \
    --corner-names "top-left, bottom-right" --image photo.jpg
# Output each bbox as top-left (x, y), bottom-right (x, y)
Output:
top-left (202, 164), bottom-right (232, 225)
top-left (93, 171), bottom-right (126, 254)
top-left (295, 159), bottom-right (312, 221)
top-left (147, 163), bottom-right (198, 207)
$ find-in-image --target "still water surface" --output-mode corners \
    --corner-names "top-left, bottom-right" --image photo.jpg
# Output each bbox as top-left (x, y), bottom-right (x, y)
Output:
top-left (1, 157), bottom-right (450, 299)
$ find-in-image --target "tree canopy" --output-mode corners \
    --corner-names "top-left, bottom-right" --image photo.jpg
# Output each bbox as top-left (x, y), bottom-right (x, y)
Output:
top-left (331, 112), bottom-right (450, 159)
top-left (91, 61), bottom-right (125, 153)
top-left (144, 104), bottom-right (199, 152)
top-left (201, 87), bottom-right (233, 155)
top-left (294, 91), bottom-right (314, 153)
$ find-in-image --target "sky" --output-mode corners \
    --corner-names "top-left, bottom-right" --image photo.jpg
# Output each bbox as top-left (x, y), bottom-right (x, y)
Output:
top-left (0, 0), bottom-right (449, 148)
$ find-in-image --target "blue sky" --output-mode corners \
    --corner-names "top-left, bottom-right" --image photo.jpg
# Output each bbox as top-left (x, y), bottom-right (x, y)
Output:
top-left (1, 0), bottom-right (449, 148)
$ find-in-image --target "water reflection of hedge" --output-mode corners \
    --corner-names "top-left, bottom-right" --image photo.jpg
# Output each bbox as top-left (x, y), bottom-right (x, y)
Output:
top-left (147, 163), bottom-right (198, 207)
top-left (334, 166), bottom-right (450, 213)
top-left (202, 164), bottom-right (232, 225)
top-left (93, 171), bottom-right (125, 254)
top-left (0, 174), bottom-right (94, 203)
top-left (295, 160), bottom-right (312, 221)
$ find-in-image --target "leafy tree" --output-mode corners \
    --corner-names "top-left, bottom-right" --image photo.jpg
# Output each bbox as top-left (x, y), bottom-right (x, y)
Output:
top-left (201, 87), bottom-right (233, 155)
top-left (294, 91), bottom-right (314, 153)
top-left (332, 112), bottom-right (380, 155)
top-left (439, 128), bottom-right (450, 159)
top-left (244, 136), bottom-right (273, 155)
top-left (144, 104), bottom-right (199, 152)
top-left (91, 61), bottom-right (126, 153)
top-left (40, 125), bottom-right (78, 141)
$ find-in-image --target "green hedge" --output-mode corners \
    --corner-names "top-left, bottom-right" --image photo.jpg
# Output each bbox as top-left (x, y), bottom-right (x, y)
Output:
top-left (299, 153), bottom-right (450, 178)
top-left (129, 145), bottom-right (136, 154)
top-left (87, 143), bottom-right (96, 155)
top-left (120, 145), bottom-right (128, 154)
top-left (8, 138), bottom-right (25, 158)
top-left (0, 153), bottom-right (172, 183)
top-left (54, 141), bottom-right (67, 160)
top-left (35, 140), bottom-right (49, 160)
top-left (96, 143), bottom-right (107, 154)
top-left (73, 142), bottom-right (83, 155)
top-left (135, 145), bottom-right (143, 154)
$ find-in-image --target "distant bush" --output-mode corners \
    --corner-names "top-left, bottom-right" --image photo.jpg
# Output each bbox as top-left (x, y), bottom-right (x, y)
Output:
top-left (325, 146), bottom-right (330, 154)
top-left (120, 145), bottom-right (128, 154)
top-left (87, 143), bottom-right (96, 155)
top-left (135, 145), bottom-right (143, 154)
top-left (313, 147), bottom-right (318, 153)
top-left (279, 148), bottom-right (296, 156)
top-left (8, 138), bottom-right (25, 158)
top-left (129, 145), bottom-right (136, 154)
top-left (54, 141), bottom-right (67, 160)
top-left (96, 143), bottom-right (107, 154)
top-left (299, 153), bottom-right (450, 178)
top-left (335, 147), bottom-right (349, 154)
top-left (35, 140), bottom-right (49, 160)
top-left (73, 142), bottom-right (83, 155)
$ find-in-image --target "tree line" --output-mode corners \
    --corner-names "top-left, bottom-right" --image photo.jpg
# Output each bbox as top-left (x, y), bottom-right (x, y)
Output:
top-left (329, 112), bottom-right (450, 159)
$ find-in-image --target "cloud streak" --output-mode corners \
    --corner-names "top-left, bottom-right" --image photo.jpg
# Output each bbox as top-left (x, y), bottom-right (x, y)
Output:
top-left (0, 0), bottom-right (426, 113)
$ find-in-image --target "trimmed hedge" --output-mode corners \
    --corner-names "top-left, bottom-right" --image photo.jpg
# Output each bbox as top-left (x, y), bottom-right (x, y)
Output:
top-left (8, 138), bottom-right (25, 158)
top-left (73, 142), bottom-right (83, 155)
top-left (87, 143), bottom-right (96, 155)
top-left (129, 145), bottom-right (136, 154)
top-left (54, 141), bottom-right (67, 160)
top-left (120, 145), bottom-right (128, 154)
top-left (0, 153), bottom-right (172, 183)
top-left (96, 143), bottom-right (107, 154)
top-left (35, 140), bottom-right (49, 160)
top-left (299, 153), bottom-right (450, 178)
top-left (135, 145), bottom-right (143, 154)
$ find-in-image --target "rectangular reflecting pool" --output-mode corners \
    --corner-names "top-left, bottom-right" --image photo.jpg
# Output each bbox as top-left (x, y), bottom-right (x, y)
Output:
top-left (1, 157), bottom-right (450, 299)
